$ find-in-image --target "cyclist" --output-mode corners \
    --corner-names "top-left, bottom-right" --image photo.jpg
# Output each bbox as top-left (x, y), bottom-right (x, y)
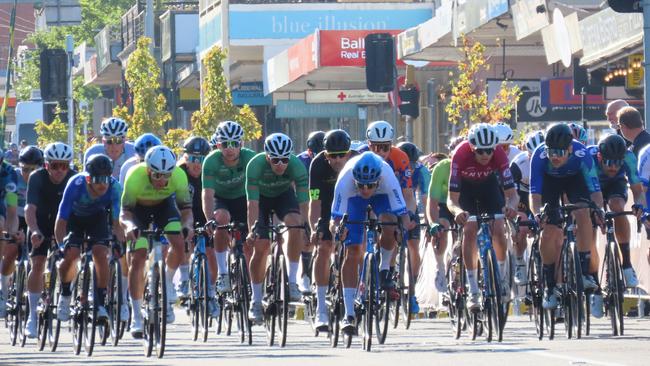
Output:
top-left (23, 143), bottom-right (75, 334)
top-left (568, 122), bottom-right (589, 145)
top-left (202, 121), bottom-right (256, 296)
top-left (245, 133), bottom-right (309, 324)
top-left (120, 145), bottom-right (194, 337)
top-left (119, 133), bottom-right (161, 185)
top-left (509, 131), bottom-right (545, 285)
top-left (0, 151), bottom-right (21, 319)
top-left (84, 117), bottom-right (135, 178)
top-left (493, 122), bottom-right (522, 162)
top-left (587, 134), bottom-right (645, 317)
top-left (447, 123), bottom-right (519, 310)
top-left (427, 136), bottom-right (465, 292)
top-left (309, 129), bottom-right (356, 330)
top-left (330, 151), bottom-right (412, 332)
top-left (55, 154), bottom-right (124, 327)
top-left (298, 130), bottom-right (325, 170)
top-left (529, 123), bottom-right (604, 310)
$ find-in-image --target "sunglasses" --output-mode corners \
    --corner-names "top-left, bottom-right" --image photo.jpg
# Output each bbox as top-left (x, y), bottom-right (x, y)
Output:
top-left (187, 154), bottom-right (205, 164)
top-left (86, 175), bottom-right (111, 184)
top-left (369, 143), bottom-right (391, 152)
top-left (547, 148), bottom-right (568, 157)
top-left (603, 159), bottom-right (623, 167)
top-left (355, 181), bottom-right (378, 190)
top-left (47, 162), bottom-right (69, 171)
top-left (270, 157), bottom-right (289, 165)
top-left (325, 151), bottom-right (349, 159)
top-left (219, 141), bottom-right (241, 149)
top-left (20, 164), bottom-right (38, 173)
top-left (150, 172), bottom-right (172, 180)
top-left (103, 137), bottom-right (125, 145)
top-left (474, 148), bottom-right (494, 155)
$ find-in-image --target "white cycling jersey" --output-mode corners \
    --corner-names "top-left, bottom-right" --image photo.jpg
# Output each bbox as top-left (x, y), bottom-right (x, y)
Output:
top-left (507, 145), bottom-right (522, 163)
top-left (331, 155), bottom-right (407, 219)
top-left (84, 142), bottom-right (136, 179)
top-left (119, 155), bottom-right (140, 185)
top-left (510, 151), bottom-right (530, 192)
top-left (637, 144), bottom-right (650, 186)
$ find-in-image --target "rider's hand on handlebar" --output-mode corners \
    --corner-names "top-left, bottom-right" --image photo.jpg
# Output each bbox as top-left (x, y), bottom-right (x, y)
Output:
top-left (503, 206), bottom-right (518, 220)
top-left (125, 225), bottom-right (139, 242)
top-left (310, 230), bottom-right (322, 246)
top-left (632, 204), bottom-right (644, 220)
top-left (454, 211), bottom-right (469, 226)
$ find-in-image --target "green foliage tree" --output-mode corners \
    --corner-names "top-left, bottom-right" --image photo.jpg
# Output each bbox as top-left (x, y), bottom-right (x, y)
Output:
top-left (112, 37), bottom-right (171, 140)
top-left (190, 46), bottom-right (262, 141)
top-left (34, 107), bottom-right (91, 167)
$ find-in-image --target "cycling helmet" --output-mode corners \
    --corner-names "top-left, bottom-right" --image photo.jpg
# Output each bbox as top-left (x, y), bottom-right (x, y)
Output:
top-left (324, 129), bottom-right (351, 153)
top-left (18, 145), bottom-right (44, 166)
top-left (99, 117), bottom-right (128, 138)
top-left (598, 134), bottom-right (627, 160)
top-left (567, 122), bottom-right (588, 145)
top-left (525, 131), bottom-right (545, 154)
top-left (468, 123), bottom-right (498, 149)
top-left (447, 136), bottom-right (466, 152)
top-left (353, 152), bottom-right (383, 184)
top-left (183, 136), bottom-right (211, 156)
top-left (307, 131), bottom-right (325, 154)
top-left (134, 133), bottom-right (161, 158)
top-left (545, 123), bottom-right (574, 150)
top-left (494, 123), bottom-right (514, 144)
top-left (209, 133), bottom-right (219, 148)
top-left (366, 120), bottom-right (394, 142)
top-left (264, 133), bottom-right (293, 158)
top-left (85, 154), bottom-right (113, 177)
top-left (397, 142), bottom-right (422, 162)
top-left (145, 146), bottom-right (177, 174)
top-left (44, 142), bottom-right (73, 161)
top-left (215, 120), bottom-right (244, 142)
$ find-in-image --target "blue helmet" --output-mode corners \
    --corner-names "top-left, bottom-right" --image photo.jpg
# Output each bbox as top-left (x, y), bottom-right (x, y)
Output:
top-left (134, 133), bottom-right (161, 158)
top-left (352, 152), bottom-right (383, 184)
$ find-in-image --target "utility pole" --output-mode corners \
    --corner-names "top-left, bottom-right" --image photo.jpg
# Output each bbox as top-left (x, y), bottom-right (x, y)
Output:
top-left (146, 0), bottom-right (154, 50)
top-left (66, 35), bottom-right (75, 150)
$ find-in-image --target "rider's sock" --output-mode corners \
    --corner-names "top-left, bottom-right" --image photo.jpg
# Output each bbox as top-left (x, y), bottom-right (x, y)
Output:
top-left (61, 282), bottom-right (72, 297)
top-left (121, 275), bottom-right (129, 302)
top-left (343, 288), bottom-right (356, 318)
top-left (543, 264), bottom-right (556, 290)
top-left (379, 248), bottom-right (393, 271)
top-left (216, 251), bottom-right (229, 275)
top-left (96, 287), bottom-right (106, 307)
top-left (28, 292), bottom-right (40, 319)
top-left (165, 265), bottom-right (176, 289)
top-left (288, 261), bottom-right (299, 284)
top-left (316, 286), bottom-right (327, 314)
top-left (466, 269), bottom-right (479, 294)
top-left (251, 283), bottom-right (263, 304)
top-left (179, 264), bottom-right (190, 282)
top-left (619, 242), bottom-right (632, 269)
top-left (131, 298), bottom-right (143, 321)
top-left (435, 253), bottom-right (445, 268)
top-left (498, 261), bottom-right (506, 283)
top-left (0, 274), bottom-right (10, 295)
top-left (301, 251), bottom-right (312, 277)
top-left (515, 255), bottom-right (525, 266)
top-left (578, 251), bottom-right (591, 276)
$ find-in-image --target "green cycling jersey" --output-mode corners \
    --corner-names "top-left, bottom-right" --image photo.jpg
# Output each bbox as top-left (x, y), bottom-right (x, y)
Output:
top-left (202, 147), bottom-right (256, 199)
top-left (121, 163), bottom-right (191, 209)
top-left (428, 158), bottom-right (450, 203)
top-left (245, 153), bottom-right (309, 203)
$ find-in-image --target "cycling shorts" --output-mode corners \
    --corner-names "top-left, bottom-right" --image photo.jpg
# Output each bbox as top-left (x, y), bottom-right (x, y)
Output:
top-left (541, 173), bottom-right (591, 226)
top-left (130, 196), bottom-right (182, 251)
top-left (343, 193), bottom-right (396, 246)
top-left (63, 211), bottom-right (111, 250)
top-left (458, 174), bottom-right (505, 216)
top-left (215, 195), bottom-right (248, 236)
top-left (600, 176), bottom-right (628, 202)
top-left (254, 188), bottom-right (301, 240)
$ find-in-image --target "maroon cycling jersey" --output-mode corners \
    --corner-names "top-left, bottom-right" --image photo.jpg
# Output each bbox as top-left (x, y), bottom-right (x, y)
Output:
top-left (449, 141), bottom-right (515, 192)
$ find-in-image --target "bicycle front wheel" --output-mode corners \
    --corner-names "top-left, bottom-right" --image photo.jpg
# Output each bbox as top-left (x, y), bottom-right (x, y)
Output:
top-left (362, 254), bottom-right (374, 352)
top-left (155, 261), bottom-right (167, 358)
top-left (83, 262), bottom-right (97, 356)
top-left (277, 254), bottom-right (289, 348)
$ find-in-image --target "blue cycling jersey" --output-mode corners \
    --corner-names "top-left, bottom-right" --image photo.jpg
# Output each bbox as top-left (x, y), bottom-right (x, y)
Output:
top-left (297, 150), bottom-right (313, 171)
top-left (586, 145), bottom-right (641, 185)
top-left (530, 141), bottom-right (600, 194)
top-left (57, 172), bottom-right (122, 221)
top-left (412, 163), bottom-right (430, 196)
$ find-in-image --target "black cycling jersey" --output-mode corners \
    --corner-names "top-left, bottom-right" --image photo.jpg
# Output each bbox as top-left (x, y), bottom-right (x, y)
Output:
top-left (309, 150), bottom-right (358, 219)
top-left (180, 163), bottom-right (206, 226)
top-left (26, 168), bottom-right (76, 236)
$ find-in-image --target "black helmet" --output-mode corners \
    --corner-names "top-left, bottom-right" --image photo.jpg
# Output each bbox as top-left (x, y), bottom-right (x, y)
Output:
top-left (324, 129), bottom-right (351, 153)
top-left (85, 154), bottom-right (113, 177)
top-left (598, 134), bottom-right (627, 160)
top-left (183, 136), bottom-right (211, 156)
top-left (397, 142), bottom-right (422, 163)
top-left (307, 131), bottom-right (326, 154)
top-left (545, 123), bottom-right (574, 150)
top-left (18, 146), bottom-right (44, 166)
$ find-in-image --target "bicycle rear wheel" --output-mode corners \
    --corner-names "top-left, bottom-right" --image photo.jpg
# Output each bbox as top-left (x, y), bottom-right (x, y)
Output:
top-left (446, 254), bottom-right (463, 339)
top-left (49, 269), bottom-right (61, 352)
top-left (400, 249), bottom-right (414, 330)
top-left (570, 243), bottom-right (584, 339)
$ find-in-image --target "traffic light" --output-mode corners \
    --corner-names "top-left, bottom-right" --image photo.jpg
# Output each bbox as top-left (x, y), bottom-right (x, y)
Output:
top-left (398, 87), bottom-right (420, 119)
top-left (608, 0), bottom-right (643, 13)
top-left (365, 33), bottom-right (395, 92)
top-left (40, 49), bottom-right (68, 101)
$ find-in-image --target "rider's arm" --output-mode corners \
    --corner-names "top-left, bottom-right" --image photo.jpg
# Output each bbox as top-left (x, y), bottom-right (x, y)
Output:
top-left (5, 204), bottom-right (18, 233)
top-left (446, 154), bottom-right (463, 217)
top-left (245, 156), bottom-right (262, 232)
top-left (202, 188), bottom-right (216, 221)
top-left (529, 148), bottom-right (545, 215)
top-left (119, 173), bottom-right (138, 232)
top-left (54, 217), bottom-right (67, 244)
top-left (309, 199), bottom-right (321, 232)
top-left (25, 171), bottom-right (43, 235)
top-left (578, 148), bottom-right (604, 208)
top-left (504, 186), bottom-right (520, 212)
top-left (201, 153), bottom-right (217, 220)
top-left (291, 156), bottom-right (310, 224)
top-left (623, 151), bottom-right (646, 207)
top-left (427, 197), bottom-right (440, 223)
top-left (403, 187), bottom-right (417, 214)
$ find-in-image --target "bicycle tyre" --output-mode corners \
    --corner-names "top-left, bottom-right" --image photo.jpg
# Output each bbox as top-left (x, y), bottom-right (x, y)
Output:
top-left (83, 262), bottom-right (97, 356)
top-left (72, 268), bottom-right (84, 355)
top-left (264, 263), bottom-right (276, 346)
top-left (49, 268), bottom-right (61, 352)
top-left (189, 256), bottom-right (199, 341)
top-left (238, 255), bottom-right (252, 345)
top-left (487, 250), bottom-right (504, 342)
top-left (570, 242), bottom-right (584, 339)
top-left (277, 254), bottom-right (289, 347)
top-left (362, 254), bottom-right (374, 352)
top-left (108, 259), bottom-right (122, 346)
top-left (155, 261), bottom-right (167, 358)
top-left (199, 256), bottom-right (209, 342)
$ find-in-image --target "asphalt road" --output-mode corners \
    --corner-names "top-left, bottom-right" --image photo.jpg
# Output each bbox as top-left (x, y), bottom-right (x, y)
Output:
top-left (1, 307), bottom-right (648, 366)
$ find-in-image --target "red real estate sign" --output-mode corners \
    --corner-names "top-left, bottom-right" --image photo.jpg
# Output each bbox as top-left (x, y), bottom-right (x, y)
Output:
top-left (319, 30), bottom-right (405, 67)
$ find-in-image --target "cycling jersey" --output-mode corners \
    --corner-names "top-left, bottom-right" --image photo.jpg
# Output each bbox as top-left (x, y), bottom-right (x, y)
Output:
top-left (202, 148), bottom-right (256, 199)
top-left (630, 130), bottom-right (650, 157)
top-left (297, 150), bottom-right (314, 171)
top-left (529, 141), bottom-right (600, 194)
top-left (357, 145), bottom-right (413, 189)
top-left (505, 145), bottom-right (522, 162)
top-left (84, 142), bottom-right (136, 179)
top-left (510, 152), bottom-right (531, 192)
top-left (119, 156), bottom-right (139, 185)
top-left (587, 145), bottom-right (641, 185)
top-left (121, 163), bottom-right (191, 210)
top-left (14, 167), bottom-right (27, 217)
top-left (449, 141), bottom-right (514, 192)
top-left (637, 144), bottom-right (650, 205)
top-left (245, 153), bottom-right (308, 203)
top-left (179, 163), bottom-right (206, 226)
top-left (412, 162), bottom-right (430, 197)
top-left (309, 150), bottom-right (359, 218)
top-left (57, 172), bottom-right (121, 222)
top-left (428, 158), bottom-right (450, 202)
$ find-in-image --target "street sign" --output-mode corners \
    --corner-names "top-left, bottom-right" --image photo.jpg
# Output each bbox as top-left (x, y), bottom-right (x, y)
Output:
top-left (306, 89), bottom-right (388, 104)
top-left (608, 0), bottom-right (643, 13)
top-left (626, 54), bottom-right (644, 89)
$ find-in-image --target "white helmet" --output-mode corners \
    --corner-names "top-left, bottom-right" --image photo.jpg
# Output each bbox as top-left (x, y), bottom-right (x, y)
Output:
top-left (494, 122), bottom-right (514, 145)
top-left (366, 120), bottom-right (394, 142)
top-left (44, 142), bottom-right (73, 161)
top-left (525, 131), bottom-right (545, 154)
top-left (264, 133), bottom-right (293, 158)
top-left (100, 117), bottom-right (128, 138)
top-left (215, 120), bottom-right (244, 142)
top-left (468, 123), bottom-right (498, 149)
top-left (145, 145), bottom-right (176, 174)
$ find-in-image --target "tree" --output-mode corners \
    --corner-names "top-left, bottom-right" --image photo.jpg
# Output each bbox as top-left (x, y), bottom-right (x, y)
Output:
top-left (191, 46), bottom-right (262, 141)
top-left (34, 107), bottom-right (92, 167)
top-left (445, 36), bottom-right (521, 128)
top-left (162, 128), bottom-right (192, 157)
top-left (113, 37), bottom-right (171, 140)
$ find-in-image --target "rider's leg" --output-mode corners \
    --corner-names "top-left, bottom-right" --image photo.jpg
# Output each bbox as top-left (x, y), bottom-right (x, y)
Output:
top-left (92, 244), bottom-right (110, 308)
top-left (249, 238), bottom-right (270, 305)
top-left (462, 222), bottom-right (479, 294)
top-left (314, 239), bottom-right (333, 315)
top-left (342, 244), bottom-right (363, 318)
top-left (284, 212), bottom-right (304, 286)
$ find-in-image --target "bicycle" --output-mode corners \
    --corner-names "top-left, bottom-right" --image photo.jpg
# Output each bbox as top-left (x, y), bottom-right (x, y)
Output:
top-left (186, 221), bottom-right (215, 342)
top-left (327, 219), bottom-right (348, 348)
top-left (5, 232), bottom-right (27, 347)
top-left (36, 238), bottom-right (63, 351)
top-left (100, 239), bottom-right (127, 347)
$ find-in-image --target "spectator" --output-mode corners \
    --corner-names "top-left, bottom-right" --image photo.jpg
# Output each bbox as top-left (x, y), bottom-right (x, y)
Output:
top-left (606, 99), bottom-right (629, 130)
top-left (618, 106), bottom-right (650, 157)
top-left (4, 143), bottom-right (19, 166)
top-left (19, 139), bottom-right (28, 150)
